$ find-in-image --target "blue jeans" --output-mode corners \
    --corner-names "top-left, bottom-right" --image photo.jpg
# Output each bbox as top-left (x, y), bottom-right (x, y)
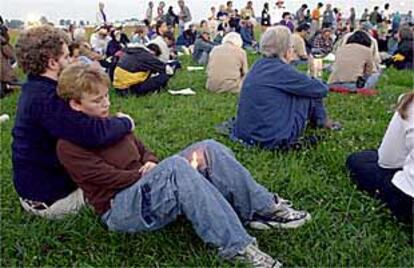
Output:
top-left (101, 140), bottom-right (275, 258)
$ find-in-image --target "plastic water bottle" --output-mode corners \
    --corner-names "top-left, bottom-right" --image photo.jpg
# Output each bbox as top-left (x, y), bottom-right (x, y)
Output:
top-left (0, 114), bottom-right (10, 123)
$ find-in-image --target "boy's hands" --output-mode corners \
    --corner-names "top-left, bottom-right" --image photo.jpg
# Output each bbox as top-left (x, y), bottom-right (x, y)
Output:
top-left (139, 161), bottom-right (157, 176)
top-left (116, 112), bottom-right (135, 131)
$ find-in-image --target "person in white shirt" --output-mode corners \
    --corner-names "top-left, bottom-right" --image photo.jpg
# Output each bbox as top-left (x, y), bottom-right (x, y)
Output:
top-left (271, 0), bottom-right (286, 25)
top-left (346, 93), bottom-right (414, 225)
top-left (90, 27), bottom-right (111, 56)
top-left (149, 21), bottom-right (174, 63)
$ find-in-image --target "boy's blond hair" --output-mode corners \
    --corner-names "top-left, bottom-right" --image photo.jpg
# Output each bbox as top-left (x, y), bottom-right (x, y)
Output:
top-left (57, 63), bottom-right (110, 102)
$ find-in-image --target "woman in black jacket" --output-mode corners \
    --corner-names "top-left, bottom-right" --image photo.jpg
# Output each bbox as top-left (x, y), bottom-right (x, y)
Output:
top-left (388, 25), bottom-right (414, 70)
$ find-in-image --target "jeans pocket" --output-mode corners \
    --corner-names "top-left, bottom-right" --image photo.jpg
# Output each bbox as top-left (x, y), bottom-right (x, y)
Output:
top-left (141, 183), bottom-right (155, 228)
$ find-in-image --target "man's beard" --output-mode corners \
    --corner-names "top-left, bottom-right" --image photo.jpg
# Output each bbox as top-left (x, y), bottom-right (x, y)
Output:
top-left (57, 61), bottom-right (68, 77)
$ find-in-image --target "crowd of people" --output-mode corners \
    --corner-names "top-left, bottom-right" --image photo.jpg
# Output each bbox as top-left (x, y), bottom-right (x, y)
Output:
top-left (2, 1), bottom-right (414, 267)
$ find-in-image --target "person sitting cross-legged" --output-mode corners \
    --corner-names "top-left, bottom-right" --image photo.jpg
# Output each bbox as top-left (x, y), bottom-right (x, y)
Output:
top-left (346, 93), bottom-right (414, 225)
top-left (232, 26), bottom-right (340, 150)
top-left (56, 63), bottom-right (311, 268)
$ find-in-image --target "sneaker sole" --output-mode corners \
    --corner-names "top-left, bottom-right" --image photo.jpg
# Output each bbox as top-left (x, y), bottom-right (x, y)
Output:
top-left (248, 213), bottom-right (311, 230)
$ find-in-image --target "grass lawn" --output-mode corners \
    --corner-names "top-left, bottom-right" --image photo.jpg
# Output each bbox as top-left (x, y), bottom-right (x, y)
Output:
top-left (1, 33), bottom-right (414, 266)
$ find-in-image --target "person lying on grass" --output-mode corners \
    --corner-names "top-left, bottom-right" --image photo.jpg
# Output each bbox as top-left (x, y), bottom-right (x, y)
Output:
top-left (232, 26), bottom-right (341, 150)
top-left (346, 92), bottom-right (414, 225)
top-left (12, 25), bottom-right (134, 220)
top-left (56, 63), bottom-right (311, 268)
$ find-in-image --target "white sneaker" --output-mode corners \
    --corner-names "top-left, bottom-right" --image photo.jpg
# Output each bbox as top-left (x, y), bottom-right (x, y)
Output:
top-left (248, 195), bottom-right (311, 230)
top-left (232, 242), bottom-right (282, 268)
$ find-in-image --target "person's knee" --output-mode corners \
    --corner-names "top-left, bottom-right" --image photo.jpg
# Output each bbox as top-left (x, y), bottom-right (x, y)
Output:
top-left (200, 139), bottom-right (231, 155)
top-left (346, 153), bottom-right (359, 171)
top-left (201, 139), bottom-right (222, 149)
top-left (164, 155), bottom-right (188, 168)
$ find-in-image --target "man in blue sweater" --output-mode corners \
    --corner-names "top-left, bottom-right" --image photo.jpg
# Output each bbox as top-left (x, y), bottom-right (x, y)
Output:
top-left (13, 25), bottom-right (134, 219)
top-left (233, 26), bottom-right (340, 150)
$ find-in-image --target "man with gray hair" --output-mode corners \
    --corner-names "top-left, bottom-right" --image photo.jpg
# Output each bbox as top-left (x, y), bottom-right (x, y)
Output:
top-left (232, 26), bottom-right (340, 150)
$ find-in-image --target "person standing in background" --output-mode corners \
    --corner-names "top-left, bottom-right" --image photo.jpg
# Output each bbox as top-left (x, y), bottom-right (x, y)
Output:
top-left (382, 3), bottom-right (392, 31)
top-left (96, 1), bottom-right (108, 26)
top-left (145, 1), bottom-right (154, 24)
top-left (348, 8), bottom-right (356, 31)
top-left (296, 4), bottom-right (308, 25)
top-left (405, 10), bottom-right (412, 24)
top-left (369, 6), bottom-right (380, 26)
top-left (178, 0), bottom-right (192, 35)
top-left (311, 2), bottom-right (323, 37)
top-left (382, 3), bottom-right (392, 22)
top-left (225, 1), bottom-right (234, 15)
top-left (271, 0), bottom-right (286, 25)
top-left (156, 1), bottom-right (166, 21)
top-left (361, 8), bottom-right (369, 21)
top-left (261, 2), bottom-right (271, 32)
top-left (322, 4), bottom-right (335, 29)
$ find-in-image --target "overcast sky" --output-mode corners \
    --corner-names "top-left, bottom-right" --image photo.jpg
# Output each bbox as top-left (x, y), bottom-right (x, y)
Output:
top-left (2, 0), bottom-right (411, 24)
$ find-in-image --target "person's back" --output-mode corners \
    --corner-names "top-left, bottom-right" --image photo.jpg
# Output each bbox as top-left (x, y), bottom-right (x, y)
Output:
top-left (234, 57), bottom-right (327, 148)
top-left (323, 7), bottom-right (334, 25)
top-left (13, 78), bottom-right (78, 203)
top-left (328, 43), bottom-right (374, 84)
top-left (207, 39), bottom-right (248, 93)
top-left (339, 28), bottom-right (380, 71)
top-left (113, 45), bottom-right (170, 96)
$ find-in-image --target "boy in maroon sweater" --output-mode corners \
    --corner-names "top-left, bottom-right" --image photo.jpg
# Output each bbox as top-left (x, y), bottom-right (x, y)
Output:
top-left (56, 64), bottom-right (311, 267)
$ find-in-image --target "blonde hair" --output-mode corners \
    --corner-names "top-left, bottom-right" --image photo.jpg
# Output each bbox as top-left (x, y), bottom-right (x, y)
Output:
top-left (397, 92), bottom-right (414, 120)
top-left (57, 63), bottom-right (110, 102)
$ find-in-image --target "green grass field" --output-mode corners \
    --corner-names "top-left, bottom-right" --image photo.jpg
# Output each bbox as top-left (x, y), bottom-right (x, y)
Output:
top-left (1, 34), bottom-right (414, 266)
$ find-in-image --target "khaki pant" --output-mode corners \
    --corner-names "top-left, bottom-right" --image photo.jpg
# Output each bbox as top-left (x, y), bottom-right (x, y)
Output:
top-left (19, 189), bottom-right (85, 220)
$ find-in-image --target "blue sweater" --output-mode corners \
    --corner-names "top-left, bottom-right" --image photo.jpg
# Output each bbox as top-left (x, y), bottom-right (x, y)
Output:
top-left (233, 57), bottom-right (328, 149)
top-left (12, 75), bottom-right (132, 204)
